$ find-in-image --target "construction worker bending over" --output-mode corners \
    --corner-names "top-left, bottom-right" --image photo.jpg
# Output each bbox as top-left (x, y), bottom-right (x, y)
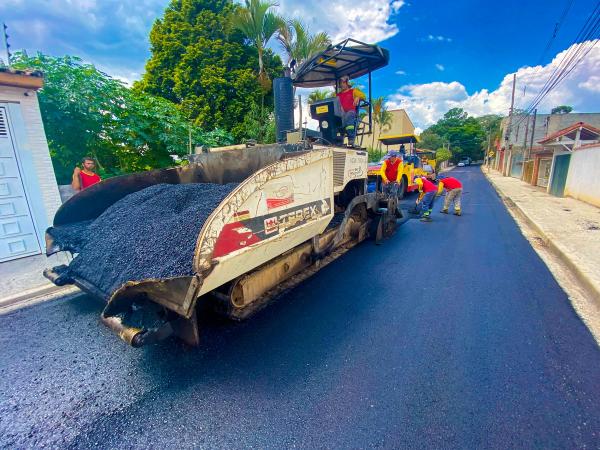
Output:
top-left (437, 175), bottom-right (463, 216)
top-left (379, 151), bottom-right (402, 198)
top-left (336, 75), bottom-right (366, 146)
top-left (414, 175), bottom-right (438, 222)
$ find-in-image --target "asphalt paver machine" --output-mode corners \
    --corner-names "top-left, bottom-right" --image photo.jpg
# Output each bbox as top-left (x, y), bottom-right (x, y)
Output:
top-left (43, 39), bottom-right (400, 347)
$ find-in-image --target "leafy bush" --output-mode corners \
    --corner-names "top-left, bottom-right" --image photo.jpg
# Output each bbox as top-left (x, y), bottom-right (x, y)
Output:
top-left (12, 52), bottom-right (232, 183)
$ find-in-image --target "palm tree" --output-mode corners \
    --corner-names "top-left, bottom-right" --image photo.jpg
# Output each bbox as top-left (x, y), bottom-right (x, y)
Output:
top-left (377, 109), bottom-right (393, 151)
top-left (277, 19), bottom-right (331, 66)
top-left (371, 97), bottom-right (384, 150)
top-left (371, 97), bottom-right (393, 158)
top-left (307, 89), bottom-right (333, 103)
top-left (232, 0), bottom-right (285, 90)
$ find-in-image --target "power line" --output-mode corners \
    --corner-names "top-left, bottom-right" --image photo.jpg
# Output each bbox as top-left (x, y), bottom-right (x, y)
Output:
top-left (512, 1), bottom-right (600, 129)
top-left (525, 8), bottom-right (598, 112)
top-left (537, 0), bottom-right (575, 66)
top-left (522, 3), bottom-right (599, 111)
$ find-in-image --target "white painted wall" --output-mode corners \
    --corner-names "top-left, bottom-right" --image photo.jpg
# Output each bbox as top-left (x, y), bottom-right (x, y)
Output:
top-left (565, 144), bottom-right (600, 207)
top-left (0, 85), bottom-right (62, 237)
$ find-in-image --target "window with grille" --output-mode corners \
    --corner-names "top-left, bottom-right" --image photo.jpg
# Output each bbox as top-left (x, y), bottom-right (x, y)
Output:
top-left (0, 108), bottom-right (7, 137)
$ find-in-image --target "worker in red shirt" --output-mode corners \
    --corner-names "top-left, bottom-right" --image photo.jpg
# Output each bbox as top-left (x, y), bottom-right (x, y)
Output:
top-left (379, 151), bottom-right (402, 198)
top-left (437, 175), bottom-right (463, 216)
top-left (336, 75), bottom-right (366, 146)
top-left (414, 175), bottom-right (438, 222)
top-left (72, 157), bottom-right (101, 192)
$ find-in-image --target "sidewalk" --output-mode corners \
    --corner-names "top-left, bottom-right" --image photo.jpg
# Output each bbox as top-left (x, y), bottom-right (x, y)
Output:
top-left (485, 168), bottom-right (600, 302)
top-left (1, 253), bottom-right (78, 311)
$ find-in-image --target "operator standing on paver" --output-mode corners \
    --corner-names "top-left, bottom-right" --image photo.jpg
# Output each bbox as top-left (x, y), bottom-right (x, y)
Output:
top-left (336, 75), bottom-right (366, 146)
top-left (379, 151), bottom-right (402, 198)
top-left (438, 175), bottom-right (463, 216)
top-left (414, 175), bottom-right (438, 222)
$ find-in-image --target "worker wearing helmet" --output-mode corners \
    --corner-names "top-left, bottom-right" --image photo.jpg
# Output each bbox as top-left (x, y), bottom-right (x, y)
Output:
top-left (437, 175), bottom-right (463, 216)
top-left (336, 75), bottom-right (366, 146)
top-left (379, 151), bottom-right (402, 198)
top-left (414, 175), bottom-right (438, 222)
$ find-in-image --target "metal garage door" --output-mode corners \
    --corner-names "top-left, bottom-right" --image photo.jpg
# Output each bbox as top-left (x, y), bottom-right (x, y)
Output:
top-left (0, 106), bottom-right (41, 261)
top-left (549, 154), bottom-right (571, 197)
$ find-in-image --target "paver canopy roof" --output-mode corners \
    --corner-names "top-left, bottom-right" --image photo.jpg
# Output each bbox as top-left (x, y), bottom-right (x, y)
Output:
top-left (378, 134), bottom-right (420, 145)
top-left (292, 38), bottom-right (389, 88)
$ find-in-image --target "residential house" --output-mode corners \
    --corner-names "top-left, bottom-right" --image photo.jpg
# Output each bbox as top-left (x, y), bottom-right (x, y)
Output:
top-left (495, 112), bottom-right (600, 188)
top-left (1, 67), bottom-right (67, 295)
top-left (537, 122), bottom-right (600, 203)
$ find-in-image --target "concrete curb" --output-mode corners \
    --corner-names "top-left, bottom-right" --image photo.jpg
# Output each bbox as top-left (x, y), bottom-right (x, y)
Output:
top-left (0, 284), bottom-right (80, 313)
top-left (483, 167), bottom-right (600, 303)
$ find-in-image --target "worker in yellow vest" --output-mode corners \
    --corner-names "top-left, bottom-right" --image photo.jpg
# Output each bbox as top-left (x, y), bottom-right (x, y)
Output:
top-left (379, 151), bottom-right (402, 198)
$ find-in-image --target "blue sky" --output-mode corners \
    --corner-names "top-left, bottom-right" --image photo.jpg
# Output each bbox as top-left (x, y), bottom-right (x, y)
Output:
top-left (1, 0), bottom-right (599, 129)
top-left (378, 0), bottom-right (597, 93)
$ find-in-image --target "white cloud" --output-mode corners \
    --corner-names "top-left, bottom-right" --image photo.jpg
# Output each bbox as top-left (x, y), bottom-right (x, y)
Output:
top-left (391, 1), bottom-right (405, 12)
top-left (4, 0), bottom-right (403, 85)
top-left (579, 75), bottom-right (600, 93)
top-left (1, 0), bottom-right (167, 81)
top-left (435, 63), bottom-right (445, 71)
top-left (387, 41), bottom-right (600, 129)
top-left (425, 34), bottom-right (452, 42)
top-left (278, 0), bottom-right (404, 44)
top-left (395, 69), bottom-right (406, 75)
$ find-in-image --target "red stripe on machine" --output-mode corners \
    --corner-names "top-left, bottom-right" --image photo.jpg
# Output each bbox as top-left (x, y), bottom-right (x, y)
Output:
top-left (213, 222), bottom-right (262, 258)
top-left (266, 197), bottom-right (294, 209)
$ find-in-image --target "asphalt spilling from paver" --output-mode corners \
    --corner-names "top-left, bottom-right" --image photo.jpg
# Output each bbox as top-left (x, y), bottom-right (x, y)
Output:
top-left (49, 183), bottom-right (238, 298)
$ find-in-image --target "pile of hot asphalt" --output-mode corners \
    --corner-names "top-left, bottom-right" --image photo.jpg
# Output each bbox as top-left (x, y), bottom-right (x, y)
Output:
top-left (51, 183), bottom-right (238, 298)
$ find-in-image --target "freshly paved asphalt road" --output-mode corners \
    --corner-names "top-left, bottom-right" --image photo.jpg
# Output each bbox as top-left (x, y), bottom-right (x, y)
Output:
top-left (1, 166), bottom-right (600, 449)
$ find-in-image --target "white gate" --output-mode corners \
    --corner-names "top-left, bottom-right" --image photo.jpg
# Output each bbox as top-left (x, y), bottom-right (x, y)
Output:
top-left (537, 158), bottom-right (552, 188)
top-left (0, 105), bottom-right (42, 261)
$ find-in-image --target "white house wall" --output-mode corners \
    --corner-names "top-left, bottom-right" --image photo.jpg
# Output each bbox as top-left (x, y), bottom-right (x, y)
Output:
top-left (0, 85), bottom-right (62, 246)
top-left (565, 145), bottom-right (600, 207)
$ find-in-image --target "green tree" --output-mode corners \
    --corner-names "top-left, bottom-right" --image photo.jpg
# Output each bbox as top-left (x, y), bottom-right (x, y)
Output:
top-left (137, 0), bottom-right (282, 139)
top-left (235, 103), bottom-right (276, 143)
top-left (417, 130), bottom-right (444, 151)
top-left (434, 147), bottom-right (452, 171)
top-left (12, 52), bottom-right (232, 183)
top-left (551, 105), bottom-right (573, 114)
top-left (427, 108), bottom-right (486, 162)
top-left (376, 110), bottom-right (393, 151)
top-left (367, 97), bottom-right (393, 158)
top-left (277, 19), bottom-right (330, 65)
top-left (475, 114), bottom-right (502, 154)
top-left (231, 0), bottom-right (285, 91)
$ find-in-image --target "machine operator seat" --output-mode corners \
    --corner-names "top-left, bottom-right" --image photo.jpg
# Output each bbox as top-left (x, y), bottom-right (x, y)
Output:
top-left (309, 97), bottom-right (345, 146)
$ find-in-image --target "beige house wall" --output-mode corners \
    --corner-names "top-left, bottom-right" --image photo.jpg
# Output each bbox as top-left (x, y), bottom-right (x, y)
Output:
top-left (371, 109), bottom-right (415, 143)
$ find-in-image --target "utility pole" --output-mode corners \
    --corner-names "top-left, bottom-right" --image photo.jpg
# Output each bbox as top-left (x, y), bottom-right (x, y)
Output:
top-left (487, 126), bottom-right (492, 173)
top-left (503, 74), bottom-right (517, 176)
top-left (2, 23), bottom-right (11, 66)
top-left (528, 108), bottom-right (537, 160)
top-left (298, 94), bottom-right (303, 141)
